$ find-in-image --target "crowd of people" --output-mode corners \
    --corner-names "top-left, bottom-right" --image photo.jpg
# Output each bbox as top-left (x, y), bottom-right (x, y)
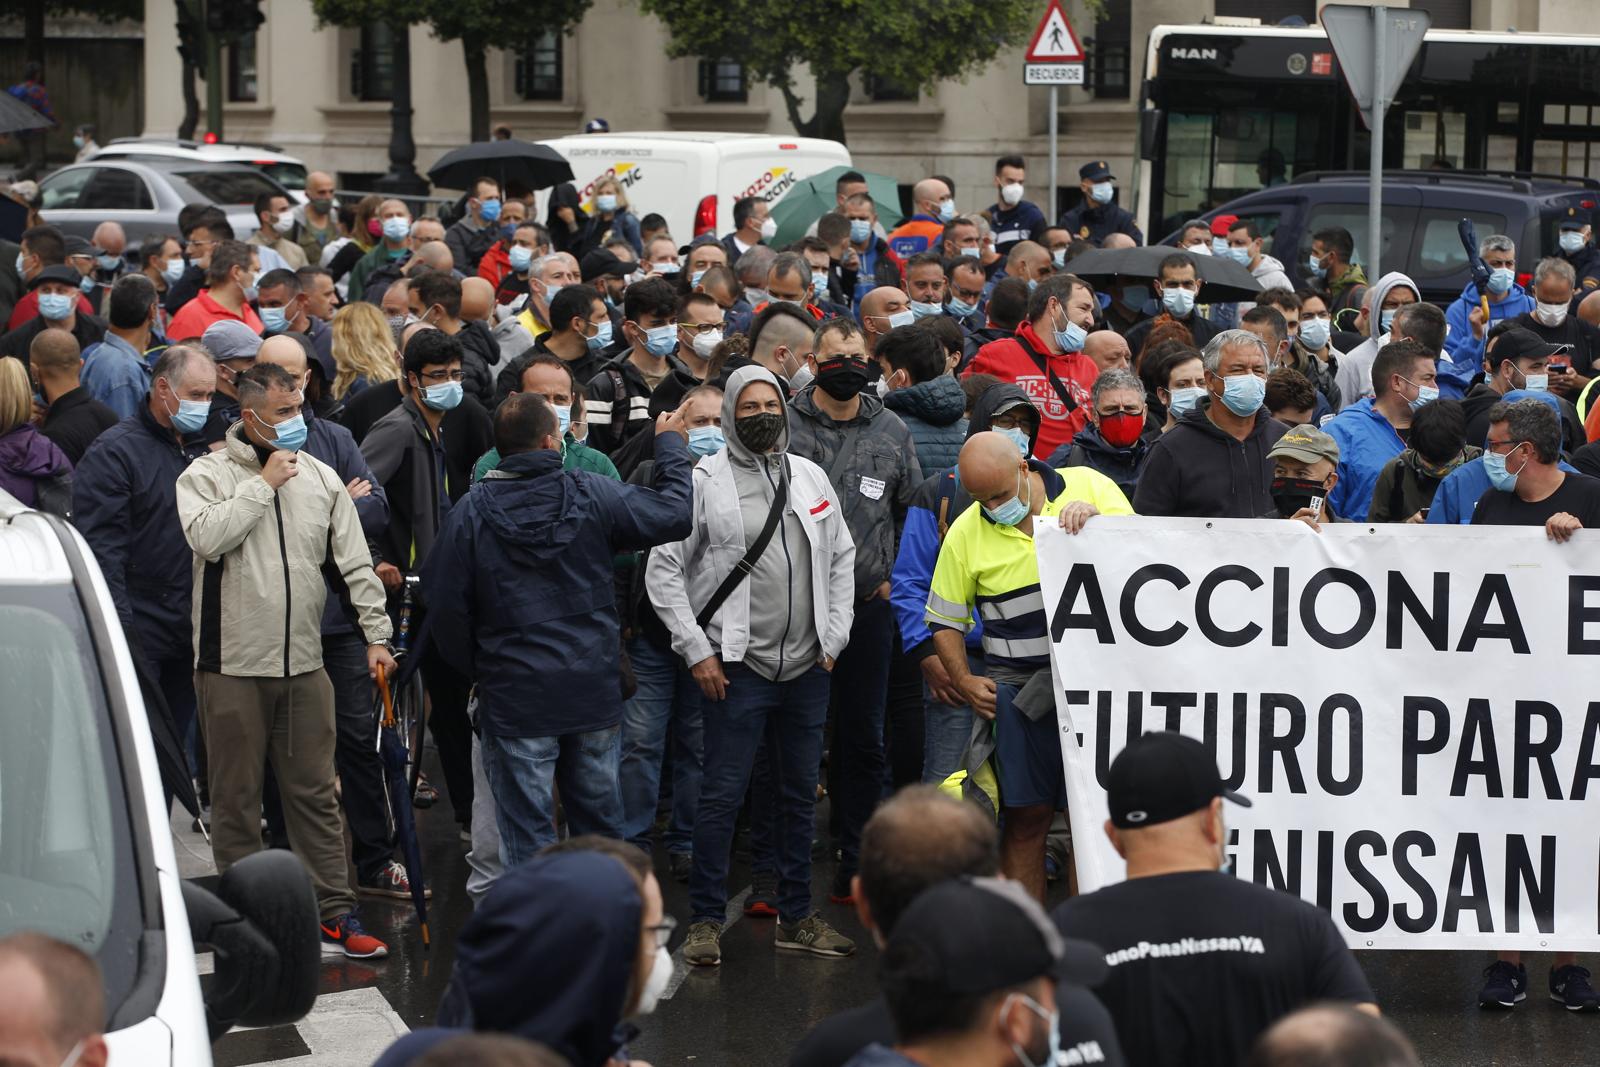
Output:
top-left (2, 148), bottom-right (1600, 1064)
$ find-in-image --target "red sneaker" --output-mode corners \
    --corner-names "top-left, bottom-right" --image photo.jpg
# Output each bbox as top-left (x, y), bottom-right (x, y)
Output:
top-left (320, 912), bottom-right (389, 959)
top-left (744, 871), bottom-right (778, 917)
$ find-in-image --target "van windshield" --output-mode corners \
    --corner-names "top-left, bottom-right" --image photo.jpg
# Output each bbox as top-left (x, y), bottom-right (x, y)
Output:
top-left (0, 581), bottom-right (144, 1018)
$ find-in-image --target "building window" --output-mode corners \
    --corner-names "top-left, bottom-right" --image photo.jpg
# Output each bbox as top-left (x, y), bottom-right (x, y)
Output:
top-left (1213, 0), bottom-right (1315, 21)
top-left (1086, 0), bottom-right (1129, 100)
top-left (351, 24), bottom-right (395, 102)
top-left (227, 32), bottom-right (258, 103)
top-left (698, 58), bottom-right (747, 103)
top-left (515, 32), bottom-right (563, 100)
top-left (863, 73), bottom-right (919, 102)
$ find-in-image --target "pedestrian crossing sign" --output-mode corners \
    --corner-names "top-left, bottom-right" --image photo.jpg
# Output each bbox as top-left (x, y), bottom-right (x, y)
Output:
top-left (1024, 0), bottom-right (1085, 63)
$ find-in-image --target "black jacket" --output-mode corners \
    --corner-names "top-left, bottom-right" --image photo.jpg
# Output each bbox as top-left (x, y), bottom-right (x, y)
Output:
top-left (584, 350), bottom-right (691, 456)
top-left (1133, 402), bottom-right (1289, 518)
top-left (1058, 200), bottom-right (1144, 245)
top-left (1049, 424), bottom-right (1154, 501)
top-left (40, 386), bottom-right (119, 465)
top-left (336, 379), bottom-right (494, 505)
top-left (454, 320), bottom-right (499, 410)
top-left (1, 312), bottom-right (107, 365)
top-left (1125, 311), bottom-right (1223, 360)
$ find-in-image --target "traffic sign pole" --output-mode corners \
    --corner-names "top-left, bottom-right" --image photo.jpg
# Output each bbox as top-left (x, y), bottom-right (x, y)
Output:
top-left (1368, 6), bottom-right (1385, 283)
top-left (1049, 86), bottom-right (1058, 220)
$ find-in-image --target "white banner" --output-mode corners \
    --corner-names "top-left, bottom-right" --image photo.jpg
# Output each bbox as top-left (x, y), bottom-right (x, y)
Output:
top-left (1037, 517), bottom-right (1600, 951)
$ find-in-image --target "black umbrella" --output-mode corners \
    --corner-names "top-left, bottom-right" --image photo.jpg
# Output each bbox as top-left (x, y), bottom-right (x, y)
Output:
top-left (375, 666), bottom-right (430, 947)
top-left (1068, 246), bottom-right (1263, 304)
top-left (0, 92), bottom-right (53, 136)
top-left (427, 139), bottom-right (573, 193)
top-left (129, 642), bottom-right (201, 819)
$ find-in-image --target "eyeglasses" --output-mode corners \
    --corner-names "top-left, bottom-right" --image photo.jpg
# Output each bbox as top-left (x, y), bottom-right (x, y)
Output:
top-left (1484, 438), bottom-right (1525, 455)
top-left (677, 321), bottom-right (722, 334)
top-left (1097, 405), bottom-right (1144, 418)
top-left (419, 369), bottom-right (465, 383)
top-left (646, 915), bottom-right (679, 949)
top-left (185, 239), bottom-right (217, 251)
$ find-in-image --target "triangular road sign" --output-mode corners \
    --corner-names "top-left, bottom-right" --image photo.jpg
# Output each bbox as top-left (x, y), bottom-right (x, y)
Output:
top-left (1024, 0), bottom-right (1085, 63)
top-left (1321, 3), bottom-right (1429, 125)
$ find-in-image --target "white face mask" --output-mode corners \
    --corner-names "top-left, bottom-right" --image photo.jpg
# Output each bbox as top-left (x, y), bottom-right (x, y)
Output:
top-left (691, 328), bottom-right (723, 359)
top-left (1000, 182), bottom-right (1024, 207)
top-left (635, 945), bottom-right (672, 1016)
top-left (1535, 300), bottom-right (1570, 327)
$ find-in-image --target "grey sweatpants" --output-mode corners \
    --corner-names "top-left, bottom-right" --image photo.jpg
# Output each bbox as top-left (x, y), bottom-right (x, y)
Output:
top-left (195, 668), bottom-right (355, 919)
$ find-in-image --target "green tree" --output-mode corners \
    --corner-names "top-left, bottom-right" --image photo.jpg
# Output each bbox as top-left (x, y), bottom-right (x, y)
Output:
top-left (638, 0), bottom-right (1072, 145)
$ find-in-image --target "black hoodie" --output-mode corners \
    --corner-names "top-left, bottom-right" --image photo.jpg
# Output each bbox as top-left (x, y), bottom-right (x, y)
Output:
top-left (1133, 400), bottom-right (1288, 518)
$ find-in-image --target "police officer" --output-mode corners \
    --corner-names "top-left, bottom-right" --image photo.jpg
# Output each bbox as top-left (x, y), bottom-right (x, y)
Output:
top-left (1556, 208), bottom-right (1600, 301)
top-left (1056, 161), bottom-right (1143, 247)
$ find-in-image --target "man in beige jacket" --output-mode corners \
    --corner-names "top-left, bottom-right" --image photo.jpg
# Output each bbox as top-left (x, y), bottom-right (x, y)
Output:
top-left (176, 362), bottom-right (396, 959)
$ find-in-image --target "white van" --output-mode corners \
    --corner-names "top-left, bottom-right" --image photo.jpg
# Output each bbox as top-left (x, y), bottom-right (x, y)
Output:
top-left (0, 492), bottom-right (318, 1065)
top-left (536, 131), bottom-right (852, 246)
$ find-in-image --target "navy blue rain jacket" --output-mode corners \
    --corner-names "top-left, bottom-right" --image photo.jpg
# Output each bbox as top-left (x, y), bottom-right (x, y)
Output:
top-left (421, 431), bottom-right (693, 737)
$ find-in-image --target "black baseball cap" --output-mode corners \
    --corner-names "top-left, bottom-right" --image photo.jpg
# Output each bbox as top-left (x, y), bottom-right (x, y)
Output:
top-left (881, 877), bottom-right (1106, 995)
top-left (1079, 161), bottom-right (1115, 182)
top-left (1107, 731), bottom-right (1251, 829)
top-left (1490, 327), bottom-right (1562, 365)
top-left (28, 264), bottom-right (83, 290)
top-left (579, 247), bottom-right (634, 283)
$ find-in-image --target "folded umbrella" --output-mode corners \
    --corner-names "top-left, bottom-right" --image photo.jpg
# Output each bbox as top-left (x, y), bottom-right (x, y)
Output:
top-left (1066, 245), bottom-right (1263, 304)
top-left (428, 139), bottom-right (574, 193)
top-left (375, 667), bottom-right (430, 947)
top-left (128, 642), bottom-right (201, 819)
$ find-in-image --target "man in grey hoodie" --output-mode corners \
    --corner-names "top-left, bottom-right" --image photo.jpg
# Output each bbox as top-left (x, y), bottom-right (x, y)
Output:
top-left (648, 365), bottom-right (859, 968)
top-left (1333, 272), bottom-right (1420, 409)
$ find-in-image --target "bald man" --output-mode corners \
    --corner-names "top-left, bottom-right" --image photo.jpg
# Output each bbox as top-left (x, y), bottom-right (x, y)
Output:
top-left (926, 430), bottom-right (1131, 900)
top-left (256, 333), bottom-right (405, 897)
top-left (887, 177), bottom-right (954, 258)
top-left (0, 933), bottom-right (109, 1067)
top-left (410, 240), bottom-right (455, 276)
top-left (86, 220), bottom-right (129, 310)
top-left (858, 285), bottom-right (911, 356)
top-left (1248, 1005), bottom-right (1415, 1067)
top-left (1084, 329), bottom-right (1132, 374)
top-left (295, 170), bottom-right (340, 262)
top-left (1102, 232), bottom-right (1137, 251)
top-left (460, 276), bottom-right (496, 325)
top-left (31, 327), bottom-right (118, 464)
top-left (1004, 241), bottom-right (1054, 292)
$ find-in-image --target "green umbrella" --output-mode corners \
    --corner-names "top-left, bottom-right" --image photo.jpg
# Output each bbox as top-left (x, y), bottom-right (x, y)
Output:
top-left (769, 164), bottom-right (903, 248)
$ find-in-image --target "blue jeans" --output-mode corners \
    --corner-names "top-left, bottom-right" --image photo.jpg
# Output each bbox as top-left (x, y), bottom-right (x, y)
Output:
top-left (481, 725), bottom-right (624, 867)
top-left (829, 596), bottom-right (893, 877)
top-left (690, 662), bottom-right (830, 925)
top-left (922, 647), bottom-right (984, 785)
top-left (323, 632), bottom-right (392, 883)
top-left (620, 636), bottom-right (705, 854)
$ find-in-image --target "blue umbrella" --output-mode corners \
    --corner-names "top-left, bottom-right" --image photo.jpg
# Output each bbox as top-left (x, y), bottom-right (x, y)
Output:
top-left (376, 666), bottom-right (430, 947)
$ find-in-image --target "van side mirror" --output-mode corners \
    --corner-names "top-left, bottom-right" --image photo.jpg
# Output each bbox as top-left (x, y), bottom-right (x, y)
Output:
top-left (183, 850), bottom-right (320, 1041)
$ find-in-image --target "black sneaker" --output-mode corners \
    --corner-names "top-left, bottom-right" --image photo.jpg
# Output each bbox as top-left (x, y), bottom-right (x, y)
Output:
top-left (1478, 960), bottom-right (1527, 1009)
top-left (744, 870), bottom-right (777, 917)
top-left (828, 866), bottom-right (855, 906)
top-left (667, 851), bottom-right (692, 884)
top-left (1551, 965), bottom-right (1600, 1012)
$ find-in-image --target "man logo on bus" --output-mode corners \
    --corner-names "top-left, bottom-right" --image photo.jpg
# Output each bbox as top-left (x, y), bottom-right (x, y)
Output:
top-left (1170, 47), bottom-right (1218, 60)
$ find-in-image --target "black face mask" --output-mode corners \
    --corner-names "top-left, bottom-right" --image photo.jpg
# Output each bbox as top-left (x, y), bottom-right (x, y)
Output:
top-left (1270, 476), bottom-right (1328, 518)
top-left (815, 359), bottom-right (869, 401)
top-left (736, 411), bottom-right (785, 453)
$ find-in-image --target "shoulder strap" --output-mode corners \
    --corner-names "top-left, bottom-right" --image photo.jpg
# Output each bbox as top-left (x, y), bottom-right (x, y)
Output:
top-left (935, 472), bottom-right (956, 543)
top-left (606, 368), bottom-right (628, 436)
top-left (695, 459), bottom-right (790, 631)
top-left (1015, 331), bottom-right (1078, 414)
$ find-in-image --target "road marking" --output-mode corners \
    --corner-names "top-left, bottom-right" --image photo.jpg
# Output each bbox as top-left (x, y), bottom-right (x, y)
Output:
top-left (228, 987), bottom-right (409, 1065)
top-left (661, 886), bottom-right (750, 1001)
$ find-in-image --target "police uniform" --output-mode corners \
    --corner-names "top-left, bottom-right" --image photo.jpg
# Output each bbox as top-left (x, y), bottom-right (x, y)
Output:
top-left (1558, 208), bottom-right (1600, 297)
top-left (1056, 161), bottom-right (1144, 247)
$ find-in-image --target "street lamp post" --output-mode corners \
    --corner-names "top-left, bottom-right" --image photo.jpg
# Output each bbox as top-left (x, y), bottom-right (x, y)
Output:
top-left (374, 21), bottom-right (429, 197)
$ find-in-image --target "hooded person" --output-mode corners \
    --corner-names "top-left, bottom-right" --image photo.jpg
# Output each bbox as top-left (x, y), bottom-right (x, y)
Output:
top-left (433, 849), bottom-right (669, 1067)
top-left (420, 392), bottom-right (694, 864)
top-left (1332, 271), bottom-right (1419, 408)
top-left (890, 382), bottom-right (1037, 785)
top-left (646, 364), bottom-right (858, 968)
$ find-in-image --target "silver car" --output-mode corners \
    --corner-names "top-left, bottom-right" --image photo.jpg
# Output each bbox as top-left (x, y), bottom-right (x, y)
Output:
top-left (36, 159), bottom-right (289, 245)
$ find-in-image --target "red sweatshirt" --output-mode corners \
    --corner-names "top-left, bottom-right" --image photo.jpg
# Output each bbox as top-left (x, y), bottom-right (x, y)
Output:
top-left (962, 319), bottom-right (1098, 460)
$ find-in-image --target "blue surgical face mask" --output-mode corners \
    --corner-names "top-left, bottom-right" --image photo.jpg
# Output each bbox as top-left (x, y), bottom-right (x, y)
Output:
top-left (421, 379), bottom-right (464, 411)
top-left (260, 411), bottom-right (307, 452)
top-left (1052, 249), bottom-right (1066, 269)
top-left (811, 271), bottom-right (830, 299)
top-left (910, 300), bottom-right (942, 320)
top-left (1518, 366), bottom-right (1548, 392)
top-left (947, 296), bottom-right (978, 318)
top-left (259, 306), bottom-right (289, 334)
top-left (1219, 373), bottom-right (1266, 416)
top-left (1307, 252), bottom-right (1327, 278)
top-left (13, 251), bottom-right (22, 276)
top-left (554, 403), bottom-right (572, 439)
top-left (687, 424), bottom-right (726, 457)
top-left (586, 318), bottom-right (613, 352)
top-left (96, 253), bottom-right (121, 272)
top-left (1054, 309), bottom-right (1087, 353)
top-left (982, 470), bottom-right (1032, 526)
top-left (1560, 231), bottom-right (1585, 254)
top-left (937, 198), bottom-right (957, 222)
top-left (544, 284), bottom-right (564, 308)
top-left (690, 269), bottom-right (707, 287)
top-left (37, 292), bottom-right (73, 320)
top-left (508, 245), bottom-right (533, 273)
top-left (1407, 380), bottom-right (1440, 411)
top-left (1487, 267), bottom-right (1515, 295)
top-left (1211, 237), bottom-right (1229, 256)
top-left (1167, 385), bottom-right (1205, 418)
top-left (882, 308), bottom-right (915, 331)
top-left (1484, 446), bottom-right (1525, 492)
top-left (1379, 309), bottom-right (1396, 333)
top-left (1089, 181), bottom-right (1114, 205)
top-left (1026, 279), bottom-right (1038, 293)
top-left (1227, 245), bottom-right (1252, 266)
top-left (849, 218), bottom-right (872, 244)
top-left (79, 274), bottom-right (96, 295)
top-left (1162, 286), bottom-right (1195, 317)
top-left (478, 198), bottom-right (501, 223)
top-left (169, 393), bottom-right (209, 435)
top-left (382, 217), bottom-right (411, 242)
top-left (641, 323), bottom-right (678, 357)
top-left (162, 257), bottom-right (186, 283)
top-left (1298, 317), bottom-right (1331, 351)
top-left (596, 193), bottom-right (618, 214)
top-left (996, 426), bottom-right (1030, 456)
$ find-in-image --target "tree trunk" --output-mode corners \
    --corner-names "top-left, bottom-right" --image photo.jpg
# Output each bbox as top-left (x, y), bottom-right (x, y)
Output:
top-left (23, 0), bottom-right (45, 70)
top-left (779, 70), bottom-right (852, 146)
top-left (179, 60), bottom-right (200, 140)
top-left (463, 36), bottom-right (489, 144)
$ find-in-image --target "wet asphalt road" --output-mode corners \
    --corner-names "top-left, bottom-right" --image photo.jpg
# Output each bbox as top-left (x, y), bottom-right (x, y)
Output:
top-left (203, 750), bottom-right (1597, 1067)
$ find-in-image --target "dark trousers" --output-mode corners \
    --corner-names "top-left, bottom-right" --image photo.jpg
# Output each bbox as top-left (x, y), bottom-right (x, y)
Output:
top-left (421, 640), bottom-right (474, 826)
top-left (691, 662), bottom-right (830, 925)
top-left (828, 596), bottom-right (893, 877)
top-left (884, 629), bottom-right (926, 789)
top-left (324, 632), bottom-right (393, 883)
